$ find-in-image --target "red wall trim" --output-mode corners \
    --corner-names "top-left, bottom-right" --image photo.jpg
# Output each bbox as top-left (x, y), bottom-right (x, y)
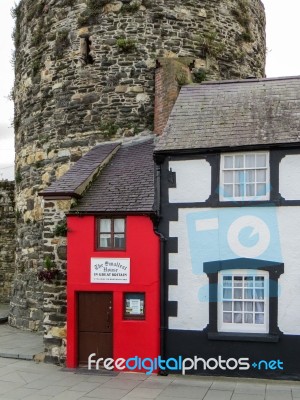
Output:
top-left (67, 215), bottom-right (160, 370)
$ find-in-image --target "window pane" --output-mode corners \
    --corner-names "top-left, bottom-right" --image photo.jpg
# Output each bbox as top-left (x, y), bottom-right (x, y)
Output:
top-left (235, 170), bottom-right (245, 184)
top-left (124, 293), bottom-right (145, 317)
top-left (234, 301), bottom-right (243, 311)
top-left (223, 276), bottom-right (232, 287)
top-left (224, 171), bottom-right (233, 183)
top-left (256, 169), bottom-right (266, 182)
top-left (234, 276), bottom-right (243, 287)
top-left (223, 302), bottom-right (232, 311)
top-left (244, 277), bottom-right (253, 287)
top-left (246, 184), bottom-right (255, 197)
top-left (234, 313), bottom-right (242, 323)
top-left (235, 184), bottom-right (244, 197)
top-left (235, 155), bottom-right (244, 168)
top-left (244, 313), bottom-right (253, 323)
top-left (255, 302), bottom-right (264, 312)
top-left (234, 289), bottom-right (243, 299)
top-left (244, 289), bottom-right (253, 299)
top-left (224, 156), bottom-right (233, 168)
top-left (100, 219), bottom-right (111, 232)
top-left (256, 154), bottom-right (266, 167)
top-left (223, 289), bottom-right (232, 299)
top-left (245, 154), bottom-right (255, 168)
top-left (114, 234), bottom-right (125, 248)
top-left (255, 277), bottom-right (264, 287)
top-left (245, 301), bottom-right (253, 311)
top-left (245, 170), bottom-right (255, 182)
top-left (255, 289), bottom-right (264, 300)
top-left (223, 184), bottom-right (233, 198)
top-left (256, 183), bottom-right (266, 196)
top-left (114, 218), bottom-right (125, 233)
top-left (100, 234), bottom-right (111, 247)
top-left (255, 314), bottom-right (264, 324)
top-left (223, 313), bottom-right (232, 323)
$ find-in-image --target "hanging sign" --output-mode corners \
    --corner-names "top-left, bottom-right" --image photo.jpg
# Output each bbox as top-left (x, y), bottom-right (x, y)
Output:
top-left (91, 258), bottom-right (130, 283)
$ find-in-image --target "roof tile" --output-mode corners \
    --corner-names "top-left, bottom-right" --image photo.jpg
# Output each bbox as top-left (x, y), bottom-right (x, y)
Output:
top-left (155, 76), bottom-right (300, 152)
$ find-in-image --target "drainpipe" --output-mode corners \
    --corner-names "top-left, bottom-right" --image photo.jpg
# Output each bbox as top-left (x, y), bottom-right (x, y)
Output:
top-left (153, 161), bottom-right (168, 375)
top-left (154, 228), bottom-right (167, 376)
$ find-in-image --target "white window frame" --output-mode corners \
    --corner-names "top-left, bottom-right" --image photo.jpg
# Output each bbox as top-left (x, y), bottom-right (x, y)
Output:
top-left (220, 152), bottom-right (270, 202)
top-left (218, 269), bottom-right (269, 334)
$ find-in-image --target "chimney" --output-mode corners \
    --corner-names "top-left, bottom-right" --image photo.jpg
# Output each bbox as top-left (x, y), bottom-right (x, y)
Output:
top-left (154, 58), bottom-right (193, 135)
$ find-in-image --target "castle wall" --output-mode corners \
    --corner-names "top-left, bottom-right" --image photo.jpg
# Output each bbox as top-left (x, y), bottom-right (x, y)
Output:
top-left (0, 181), bottom-right (15, 304)
top-left (11, 0), bottom-right (266, 362)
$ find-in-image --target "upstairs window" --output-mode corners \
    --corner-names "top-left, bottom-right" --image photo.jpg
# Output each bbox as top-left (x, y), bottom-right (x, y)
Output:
top-left (220, 152), bottom-right (269, 201)
top-left (97, 218), bottom-right (125, 250)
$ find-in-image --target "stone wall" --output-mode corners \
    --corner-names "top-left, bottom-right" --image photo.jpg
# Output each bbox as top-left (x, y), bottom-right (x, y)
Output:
top-left (42, 199), bottom-right (70, 364)
top-left (11, 0), bottom-right (266, 362)
top-left (0, 181), bottom-right (15, 304)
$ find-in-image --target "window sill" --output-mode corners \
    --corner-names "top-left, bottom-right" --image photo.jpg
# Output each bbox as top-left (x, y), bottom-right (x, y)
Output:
top-left (207, 332), bottom-right (279, 343)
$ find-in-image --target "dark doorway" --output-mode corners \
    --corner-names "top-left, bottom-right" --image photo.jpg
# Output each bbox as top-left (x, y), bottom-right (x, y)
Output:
top-left (78, 292), bottom-right (113, 365)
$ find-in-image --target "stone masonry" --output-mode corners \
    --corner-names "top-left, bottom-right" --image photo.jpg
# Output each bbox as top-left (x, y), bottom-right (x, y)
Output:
top-left (11, 0), bottom-right (266, 363)
top-left (0, 181), bottom-right (15, 304)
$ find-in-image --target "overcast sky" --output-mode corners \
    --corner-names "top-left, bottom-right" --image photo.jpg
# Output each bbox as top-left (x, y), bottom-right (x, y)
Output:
top-left (1, 0), bottom-right (300, 180)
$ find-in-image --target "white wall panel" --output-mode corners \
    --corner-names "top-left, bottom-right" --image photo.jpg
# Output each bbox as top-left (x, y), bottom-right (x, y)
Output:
top-left (169, 160), bottom-right (211, 203)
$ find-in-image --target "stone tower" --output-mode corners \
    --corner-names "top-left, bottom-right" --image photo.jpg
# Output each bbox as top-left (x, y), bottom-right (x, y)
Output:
top-left (11, 0), bottom-right (266, 361)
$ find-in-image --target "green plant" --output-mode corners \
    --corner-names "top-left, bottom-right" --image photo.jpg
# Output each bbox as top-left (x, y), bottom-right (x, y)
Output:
top-left (11, 3), bottom-right (22, 48)
top-left (54, 30), bottom-right (70, 59)
top-left (25, 0), bottom-right (45, 23)
top-left (14, 115), bottom-right (21, 130)
top-left (31, 57), bottom-right (42, 76)
top-left (116, 38), bottom-right (136, 53)
top-left (15, 209), bottom-right (22, 221)
top-left (38, 256), bottom-right (59, 283)
top-left (54, 219), bottom-right (68, 237)
top-left (193, 68), bottom-right (207, 83)
top-left (15, 168), bottom-right (22, 184)
top-left (176, 71), bottom-right (190, 86)
top-left (239, 30), bottom-right (253, 43)
top-left (99, 120), bottom-right (119, 138)
top-left (121, 1), bottom-right (140, 13)
top-left (31, 23), bottom-right (43, 47)
top-left (194, 31), bottom-right (226, 58)
top-left (44, 256), bottom-right (55, 270)
top-left (231, 0), bottom-right (253, 43)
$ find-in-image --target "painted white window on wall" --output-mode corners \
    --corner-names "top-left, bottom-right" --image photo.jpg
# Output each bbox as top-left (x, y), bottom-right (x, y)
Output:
top-left (218, 270), bottom-right (269, 334)
top-left (220, 152), bottom-right (269, 201)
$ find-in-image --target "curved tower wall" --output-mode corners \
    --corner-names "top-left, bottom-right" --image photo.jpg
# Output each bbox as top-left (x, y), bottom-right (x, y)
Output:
top-left (11, 0), bottom-right (266, 360)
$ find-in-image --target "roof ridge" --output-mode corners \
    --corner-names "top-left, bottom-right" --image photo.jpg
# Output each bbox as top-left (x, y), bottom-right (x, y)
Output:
top-left (182, 75), bottom-right (300, 88)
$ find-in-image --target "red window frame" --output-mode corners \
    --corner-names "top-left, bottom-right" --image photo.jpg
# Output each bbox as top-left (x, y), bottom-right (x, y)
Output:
top-left (123, 292), bottom-right (146, 320)
top-left (96, 217), bottom-right (126, 251)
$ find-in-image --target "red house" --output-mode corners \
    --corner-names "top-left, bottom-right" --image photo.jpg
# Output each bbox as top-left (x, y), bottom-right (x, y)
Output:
top-left (41, 136), bottom-right (160, 369)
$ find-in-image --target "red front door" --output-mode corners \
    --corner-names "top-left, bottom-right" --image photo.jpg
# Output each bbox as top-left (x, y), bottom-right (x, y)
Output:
top-left (78, 292), bottom-right (113, 365)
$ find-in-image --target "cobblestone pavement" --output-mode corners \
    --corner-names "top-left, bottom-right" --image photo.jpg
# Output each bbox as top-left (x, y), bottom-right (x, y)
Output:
top-left (0, 357), bottom-right (299, 400)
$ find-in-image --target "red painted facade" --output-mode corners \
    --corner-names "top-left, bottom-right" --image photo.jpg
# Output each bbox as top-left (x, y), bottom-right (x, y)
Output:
top-left (66, 215), bottom-right (160, 369)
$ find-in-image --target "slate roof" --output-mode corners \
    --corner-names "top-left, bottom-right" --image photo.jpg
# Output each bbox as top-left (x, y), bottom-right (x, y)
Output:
top-left (40, 142), bottom-right (120, 197)
top-left (155, 76), bottom-right (300, 153)
top-left (71, 137), bottom-right (155, 214)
